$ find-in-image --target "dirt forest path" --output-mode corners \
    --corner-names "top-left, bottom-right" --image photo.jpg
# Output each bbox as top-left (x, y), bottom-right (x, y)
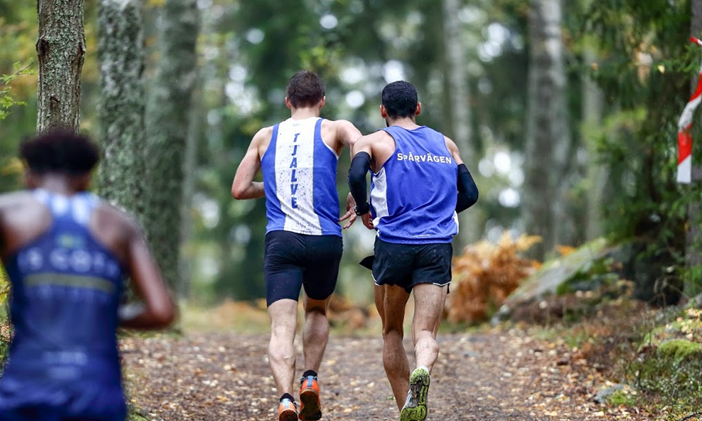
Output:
top-left (122, 329), bottom-right (650, 421)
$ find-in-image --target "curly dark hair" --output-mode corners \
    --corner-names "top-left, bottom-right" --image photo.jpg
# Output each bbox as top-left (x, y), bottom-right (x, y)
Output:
top-left (382, 81), bottom-right (418, 119)
top-left (286, 70), bottom-right (325, 108)
top-left (20, 130), bottom-right (100, 176)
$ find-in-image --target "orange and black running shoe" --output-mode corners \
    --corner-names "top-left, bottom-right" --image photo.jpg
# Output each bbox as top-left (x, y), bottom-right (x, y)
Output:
top-left (278, 398), bottom-right (298, 421)
top-left (298, 375), bottom-right (322, 420)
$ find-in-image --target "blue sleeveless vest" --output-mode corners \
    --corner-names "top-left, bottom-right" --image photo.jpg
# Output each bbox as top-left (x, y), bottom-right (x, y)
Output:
top-left (370, 126), bottom-right (459, 244)
top-left (0, 190), bottom-right (126, 415)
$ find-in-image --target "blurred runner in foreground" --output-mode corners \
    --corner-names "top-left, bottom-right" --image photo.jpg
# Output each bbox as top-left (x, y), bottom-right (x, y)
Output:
top-left (0, 130), bottom-right (175, 421)
top-left (347, 81), bottom-right (478, 421)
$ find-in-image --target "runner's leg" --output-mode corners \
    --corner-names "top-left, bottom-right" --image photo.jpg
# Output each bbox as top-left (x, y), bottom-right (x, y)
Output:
top-left (411, 284), bottom-right (447, 372)
top-left (375, 284), bottom-right (411, 410)
top-left (268, 299), bottom-right (299, 396)
top-left (301, 235), bottom-right (342, 373)
top-left (302, 295), bottom-right (331, 371)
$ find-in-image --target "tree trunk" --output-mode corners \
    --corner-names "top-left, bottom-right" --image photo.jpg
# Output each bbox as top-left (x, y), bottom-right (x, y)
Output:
top-left (179, 80), bottom-right (204, 299)
top-left (36, 0), bottom-right (86, 132)
top-left (442, 0), bottom-right (480, 250)
top-left (523, 0), bottom-right (571, 259)
top-left (582, 47), bottom-right (606, 241)
top-left (97, 0), bottom-right (146, 218)
top-left (687, 0), bottom-right (702, 299)
top-left (143, 0), bottom-right (200, 293)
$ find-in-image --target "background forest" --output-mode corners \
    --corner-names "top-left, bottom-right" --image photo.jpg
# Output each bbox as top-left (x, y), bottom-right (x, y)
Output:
top-left (2, 0), bottom-right (702, 307)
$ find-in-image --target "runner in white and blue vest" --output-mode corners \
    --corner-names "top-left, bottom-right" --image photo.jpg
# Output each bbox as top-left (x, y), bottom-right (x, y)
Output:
top-left (231, 70), bottom-right (361, 421)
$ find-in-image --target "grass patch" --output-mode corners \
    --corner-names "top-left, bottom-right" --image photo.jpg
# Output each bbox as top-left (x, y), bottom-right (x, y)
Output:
top-left (608, 388), bottom-right (636, 406)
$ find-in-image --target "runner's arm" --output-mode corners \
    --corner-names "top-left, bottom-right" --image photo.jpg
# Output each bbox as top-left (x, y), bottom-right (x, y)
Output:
top-left (336, 120), bottom-right (363, 159)
top-left (445, 136), bottom-right (479, 212)
top-left (231, 128), bottom-right (268, 200)
top-left (120, 220), bottom-right (176, 330)
top-left (347, 136), bottom-right (374, 215)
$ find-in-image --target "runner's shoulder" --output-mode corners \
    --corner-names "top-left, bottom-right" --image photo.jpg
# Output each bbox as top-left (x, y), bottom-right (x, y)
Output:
top-left (322, 118), bottom-right (359, 135)
top-left (94, 201), bottom-right (143, 239)
top-left (443, 134), bottom-right (458, 151)
top-left (0, 191), bottom-right (37, 213)
top-left (360, 129), bottom-right (393, 145)
top-left (253, 126), bottom-right (274, 143)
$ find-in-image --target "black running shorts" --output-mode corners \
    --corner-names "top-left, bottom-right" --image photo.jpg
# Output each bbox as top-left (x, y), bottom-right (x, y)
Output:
top-left (372, 238), bottom-right (452, 293)
top-left (264, 230), bottom-right (343, 306)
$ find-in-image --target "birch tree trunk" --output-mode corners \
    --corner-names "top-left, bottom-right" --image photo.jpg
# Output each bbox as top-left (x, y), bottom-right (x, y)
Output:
top-left (442, 0), bottom-right (481, 249)
top-left (36, 0), bottom-right (86, 133)
top-left (688, 0), bottom-right (702, 301)
top-left (523, 0), bottom-right (571, 259)
top-left (143, 0), bottom-right (200, 293)
top-left (179, 81), bottom-right (203, 299)
top-left (582, 47), bottom-right (606, 241)
top-left (97, 0), bottom-right (146, 218)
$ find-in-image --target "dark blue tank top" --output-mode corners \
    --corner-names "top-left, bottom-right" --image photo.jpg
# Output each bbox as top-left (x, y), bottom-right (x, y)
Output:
top-left (0, 190), bottom-right (126, 410)
top-left (370, 126), bottom-right (459, 244)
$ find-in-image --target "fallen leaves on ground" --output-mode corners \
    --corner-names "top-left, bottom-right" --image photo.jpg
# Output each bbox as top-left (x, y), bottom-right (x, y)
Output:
top-left (121, 327), bottom-right (654, 421)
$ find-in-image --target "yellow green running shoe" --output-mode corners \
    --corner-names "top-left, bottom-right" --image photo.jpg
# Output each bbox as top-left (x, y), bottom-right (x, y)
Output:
top-left (400, 367), bottom-right (430, 421)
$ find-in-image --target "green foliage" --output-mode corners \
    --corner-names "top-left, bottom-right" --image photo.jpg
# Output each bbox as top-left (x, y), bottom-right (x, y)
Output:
top-left (0, 264), bottom-right (10, 366)
top-left (0, 61), bottom-right (32, 120)
top-left (583, 0), bottom-right (695, 287)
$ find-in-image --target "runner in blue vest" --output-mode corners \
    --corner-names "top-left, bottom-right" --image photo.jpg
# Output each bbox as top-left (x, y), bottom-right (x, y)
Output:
top-left (346, 81), bottom-right (478, 421)
top-left (231, 70), bottom-right (361, 421)
top-left (0, 130), bottom-right (175, 421)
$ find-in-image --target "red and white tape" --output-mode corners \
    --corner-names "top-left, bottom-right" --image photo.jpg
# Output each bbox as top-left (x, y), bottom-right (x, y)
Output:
top-left (677, 37), bottom-right (702, 183)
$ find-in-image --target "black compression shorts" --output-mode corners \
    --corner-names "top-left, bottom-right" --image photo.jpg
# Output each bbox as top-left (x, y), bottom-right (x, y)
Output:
top-left (372, 238), bottom-right (452, 293)
top-left (264, 230), bottom-right (343, 306)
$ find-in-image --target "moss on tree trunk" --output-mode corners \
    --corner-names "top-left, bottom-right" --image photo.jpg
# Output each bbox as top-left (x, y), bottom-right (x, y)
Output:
top-left (143, 0), bottom-right (199, 293)
top-left (97, 0), bottom-right (146, 219)
top-left (36, 0), bottom-right (85, 132)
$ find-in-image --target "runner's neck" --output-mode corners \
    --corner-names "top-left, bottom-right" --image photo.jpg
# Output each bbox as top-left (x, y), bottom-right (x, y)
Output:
top-left (386, 117), bottom-right (420, 131)
top-left (290, 107), bottom-right (321, 120)
top-left (31, 174), bottom-right (86, 196)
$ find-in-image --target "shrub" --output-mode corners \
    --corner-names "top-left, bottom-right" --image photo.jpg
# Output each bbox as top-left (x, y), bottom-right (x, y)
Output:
top-left (447, 234), bottom-right (541, 323)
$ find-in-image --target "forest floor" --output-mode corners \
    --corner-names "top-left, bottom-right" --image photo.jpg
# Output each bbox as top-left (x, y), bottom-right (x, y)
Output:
top-left (121, 322), bottom-right (655, 421)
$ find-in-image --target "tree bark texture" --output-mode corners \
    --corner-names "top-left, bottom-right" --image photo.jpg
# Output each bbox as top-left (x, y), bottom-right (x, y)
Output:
top-left (97, 0), bottom-right (146, 219)
top-left (442, 0), bottom-right (481, 249)
top-left (523, 0), bottom-right (572, 259)
top-left (686, 0), bottom-right (702, 297)
top-left (36, 0), bottom-right (86, 133)
top-left (143, 0), bottom-right (199, 292)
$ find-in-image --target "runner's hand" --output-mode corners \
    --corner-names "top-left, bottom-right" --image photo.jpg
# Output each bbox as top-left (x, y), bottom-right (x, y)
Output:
top-left (362, 212), bottom-right (374, 230)
top-left (340, 192), bottom-right (357, 229)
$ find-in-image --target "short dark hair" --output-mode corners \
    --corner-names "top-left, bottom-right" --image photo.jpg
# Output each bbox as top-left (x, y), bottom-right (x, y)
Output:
top-left (286, 70), bottom-right (325, 108)
top-left (381, 81), bottom-right (418, 119)
top-left (20, 130), bottom-right (100, 176)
